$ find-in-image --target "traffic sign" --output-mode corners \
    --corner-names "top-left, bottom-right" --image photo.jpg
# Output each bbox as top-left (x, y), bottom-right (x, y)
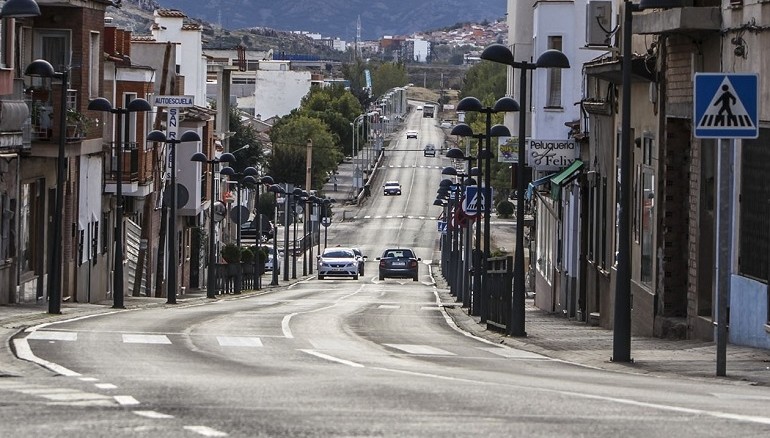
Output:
top-left (694, 73), bottom-right (758, 139)
top-left (463, 186), bottom-right (490, 216)
top-left (437, 220), bottom-right (447, 234)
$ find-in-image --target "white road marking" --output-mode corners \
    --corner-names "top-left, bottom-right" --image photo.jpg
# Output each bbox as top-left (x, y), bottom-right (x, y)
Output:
top-left (184, 425), bottom-right (229, 437)
top-left (12, 338), bottom-right (81, 377)
top-left (377, 305), bottom-right (400, 309)
top-left (94, 383), bottom-right (118, 390)
top-left (133, 410), bottom-right (174, 419)
top-left (478, 347), bottom-right (548, 359)
top-left (26, 331), bottom-right (77, 341)
top-left (122, 334), bottom-right (172, 344)
top-left (282, 287), bottom-right (365, 339)
top-left (216, 336), bottom-right (263, 347)
top-left (42, 392), bottom-right (111, 402)
top-left (79, 377), bottom-right (99, 382)
top-left (114, 395), bottom-right (140, 406)
top-left (420, 306), bottom-right (442, 311)
top-left (299, 349), bottom-right (364, 368)
top-left (384, 344), bottom-right (456, 355)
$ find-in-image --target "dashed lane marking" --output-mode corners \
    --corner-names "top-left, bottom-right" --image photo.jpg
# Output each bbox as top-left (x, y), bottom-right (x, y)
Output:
top-left (377, 305), bottom-right (401, 309)
top-left (26, 331), bottom-right (78, 341)
top-left (478, 347), bottom-right (549, 360)
top-left (184, 425), bottom-right (229, 437)
top-left (114, 395), bottom-right (140, 406)
top-left (122, 334), bottom-right (172, 344)
top-left (216, 336), bottom-right (263, 347)
top-left (384, 344), bottom-right (456, 356)
top-left (94, 383), bottom-right (118, 390)
top-left (133, 410), bottom-right (174, 419)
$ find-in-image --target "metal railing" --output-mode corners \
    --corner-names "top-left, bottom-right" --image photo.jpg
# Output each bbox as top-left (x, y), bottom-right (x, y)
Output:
top-left (483, 255), bottom-right (513, 332)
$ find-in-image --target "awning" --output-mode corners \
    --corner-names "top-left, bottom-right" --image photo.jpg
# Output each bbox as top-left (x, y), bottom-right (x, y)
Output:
top-left (525, 173), bottom-right (555, 200)
top-left (550, 160), bottom-right (584, 201)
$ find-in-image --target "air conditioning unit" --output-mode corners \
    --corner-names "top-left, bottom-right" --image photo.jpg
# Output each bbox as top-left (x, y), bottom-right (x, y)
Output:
top-left (586, 1), bottom-right (613, 47)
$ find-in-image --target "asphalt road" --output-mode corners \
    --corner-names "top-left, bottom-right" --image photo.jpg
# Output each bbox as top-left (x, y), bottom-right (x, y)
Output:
top-left (4, 109), bottom-right (770, 437)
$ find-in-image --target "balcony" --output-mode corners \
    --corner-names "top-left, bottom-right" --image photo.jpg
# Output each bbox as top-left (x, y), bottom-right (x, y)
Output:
top-left (103, 141), bottom-right (153, 197)
top-left (633, 7), bottom-right (721, 35)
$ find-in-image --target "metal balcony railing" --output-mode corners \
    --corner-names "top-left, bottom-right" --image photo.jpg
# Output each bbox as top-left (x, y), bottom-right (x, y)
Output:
top-left (104, 142), bottom-right (140, 182)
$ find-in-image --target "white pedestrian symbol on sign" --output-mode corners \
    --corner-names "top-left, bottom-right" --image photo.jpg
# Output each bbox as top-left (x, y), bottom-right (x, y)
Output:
top-left (697, 78), bottom-right (755, 130)
top-left (463, 187), bottom-right (484, 215)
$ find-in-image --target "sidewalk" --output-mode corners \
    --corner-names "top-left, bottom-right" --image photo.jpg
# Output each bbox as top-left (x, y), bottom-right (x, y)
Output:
top-left (435, 213), bottom-right (770, 386)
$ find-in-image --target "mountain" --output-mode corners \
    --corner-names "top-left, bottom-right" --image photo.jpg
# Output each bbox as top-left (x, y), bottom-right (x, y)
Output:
top-left (152, 0), bottom-right (506, 40)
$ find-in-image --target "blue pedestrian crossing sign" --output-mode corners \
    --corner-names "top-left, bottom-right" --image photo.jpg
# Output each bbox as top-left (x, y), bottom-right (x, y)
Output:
top-left (463, 186), bottom-right (490, 216)
top-left (694, 73), bottom-right (758, 139)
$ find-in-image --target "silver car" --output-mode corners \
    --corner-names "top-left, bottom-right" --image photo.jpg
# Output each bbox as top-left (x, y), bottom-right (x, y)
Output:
top-left (317, 248), bottom-right (359, 280)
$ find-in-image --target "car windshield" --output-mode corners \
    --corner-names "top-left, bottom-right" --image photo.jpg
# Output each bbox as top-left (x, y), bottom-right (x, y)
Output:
top-left (322, 250), bottom-right (355, 259)
top-left (385, 182), bottom-right (399, 187)
top-left (383, 249), bottom-right (414, 259)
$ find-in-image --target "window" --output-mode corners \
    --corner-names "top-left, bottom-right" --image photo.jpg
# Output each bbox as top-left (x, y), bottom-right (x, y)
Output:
top-left (587, 176), bottom-right (595, 262)
top-left (123, 93), bottom-right (138, 147)
top-left (600, 177), bottom-right (608, 270)
top-left (89, 32), bottom-right (100, 98)
top-left (537, 198), bottom-right (555, 284)
top-left (545, 36), bottom-right (563, 108)
top-left (34, 29), bottom-right (71, 71)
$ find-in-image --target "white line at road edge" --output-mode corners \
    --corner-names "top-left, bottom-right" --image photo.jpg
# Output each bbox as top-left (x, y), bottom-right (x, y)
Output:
top-left (370, 366), bottom-right (770, 427)
top-left (12, 338), bottom-right (81, 377)
top-left (281, 286), bottom-right (365, 338)
top-left (299, 349), bottom-right (365, 368)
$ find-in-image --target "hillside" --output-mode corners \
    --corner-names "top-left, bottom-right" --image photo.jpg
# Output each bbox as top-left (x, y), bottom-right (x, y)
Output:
top-left (152, 0), bottom-right (506, 40)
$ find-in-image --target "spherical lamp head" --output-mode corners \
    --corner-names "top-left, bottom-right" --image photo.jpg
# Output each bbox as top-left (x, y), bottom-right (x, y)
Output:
top-left (147, 130), bottom-right (167, 143)
top-left (536, 49), bottom-right (570, 69)
top-left (450, 123), bottom-right (474, 137)
top-left (481, 43), bottom-right (515, 65)
top-left (88, 97), bottom-right (114, 112)
top-left (456, 96), bottom-right (483, 112)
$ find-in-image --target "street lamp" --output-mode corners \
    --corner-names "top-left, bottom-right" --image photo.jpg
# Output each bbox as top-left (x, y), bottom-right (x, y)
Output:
top-left (0, 0), bottom-right (40, 17)
top-left (191, 151), bottom-right (236, 298)
top-left (450, 121), bottom-right (513, 319)
top-left (480, 43), bottom-right (570, 337)
top-left (219, 164), bottom-right (258, 294)
top-left (267, 183), bottom-right (284, 286)
top-left (24, 59), bottom-right (68, 314)
top-left (256, 175), bottom-right (274, 289)
top-left (290, 188), bottom-right (303, 279)
top-left (146, 129), bottom-right (201, 303)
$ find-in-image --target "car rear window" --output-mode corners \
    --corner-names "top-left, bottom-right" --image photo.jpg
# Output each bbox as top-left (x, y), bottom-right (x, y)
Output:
top-left (383, 249), bottom-right (414, 258)
top-left (323, 250), bottom-right (354, 258)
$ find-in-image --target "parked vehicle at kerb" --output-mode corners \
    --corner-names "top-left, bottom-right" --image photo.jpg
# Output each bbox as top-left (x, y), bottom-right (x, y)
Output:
top-left (317, 248), bottom-right (359, 280)
top-left (262, 246), bottom-right (282, 275)
top-left (242, 216), bottom-right (274, 241)
top-left (383, 181), bottom-right (402, 196)
top-left (350, 247), bottom-right (367, 275)
top-left (377, 248), bottom-right (421, 281)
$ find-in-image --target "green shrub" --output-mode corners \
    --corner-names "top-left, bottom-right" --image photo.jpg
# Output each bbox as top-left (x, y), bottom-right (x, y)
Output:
top-left (240, 247), bottom-right (255, 263)
top-left (496, 200), bottom-right (514, 218)
top-left (222, 243), bottom-right (241, 263)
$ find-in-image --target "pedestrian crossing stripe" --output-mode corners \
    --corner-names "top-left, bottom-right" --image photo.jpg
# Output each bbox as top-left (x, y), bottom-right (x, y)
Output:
top-left (694, 73), bottom-right (758, 139)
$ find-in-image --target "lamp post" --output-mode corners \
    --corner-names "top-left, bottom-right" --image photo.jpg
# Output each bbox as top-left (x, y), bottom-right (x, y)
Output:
top-left (480, 43), bottom-right (570, 337)
top-left (146, 130), bottom-right (201, 303)
top-left (256, 175), bottom-right (274, 289)
top-left (450, 120), bottom-right (514, 318)
top-left (24, 59), bottom-right (67, 314)
top-left (441, 164), bottom-right (474, 304)
top-left (267, 183), bottom-right (285, 286)
top-left (191, 151), bottom-right (236, 298)
top-left (87, 96), bottom-right (151, 308)
top-left (220, 165), bottom-right (258, 294)
top-left (291, 188), bottom-right (303, 279)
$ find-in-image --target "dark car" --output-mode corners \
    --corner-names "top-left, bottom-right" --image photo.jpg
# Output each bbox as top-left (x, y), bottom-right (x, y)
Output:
top-left (377, 248), bottom-right (421, 281)
top-left (423, 144), bottom-right (436, 157)
top-left (383, 181), bottom-right (402, 196)
top-left (241, 216), bottom-right (274, 241)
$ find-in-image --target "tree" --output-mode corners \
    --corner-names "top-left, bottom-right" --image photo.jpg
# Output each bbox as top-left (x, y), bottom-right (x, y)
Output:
top-left (228, 106), bottom-right (264, 173)
top-left (267, 115), bottom-right (341, 190)
top-left (371, 62), bottom-right (408, 97)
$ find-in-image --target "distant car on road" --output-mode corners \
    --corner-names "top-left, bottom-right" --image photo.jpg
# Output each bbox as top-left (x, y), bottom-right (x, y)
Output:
top-left (242, 217), bottom-right (274, 241)
top-left (406, 130), bottom-right (418, 139)
top-left (439, 120), bottom-right (453, 129)
top-left (317, 248), bottom-right (359, 280)
top-left (423, 144), bottom-right (436, 157)
top-left (416, 105), bottom-right (423, 111)
top-left (383, 181), bottom-right (402, 196)
top-left (377, 248), bottom-right (421, 281)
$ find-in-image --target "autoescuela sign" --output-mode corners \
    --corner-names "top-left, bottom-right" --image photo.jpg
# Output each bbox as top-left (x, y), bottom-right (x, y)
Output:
top-left (525, 139), bottom-right (578, 170)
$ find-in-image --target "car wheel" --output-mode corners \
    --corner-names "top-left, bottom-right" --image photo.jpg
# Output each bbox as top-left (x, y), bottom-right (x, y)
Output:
top-left (412, 274), bottom-right (419, 281)
top-left (379, 274), bottom-right (385, 281)
top-left (353, 274), bottom-right (359, 280)
top-left (318, 275), bottom-right (324, 280)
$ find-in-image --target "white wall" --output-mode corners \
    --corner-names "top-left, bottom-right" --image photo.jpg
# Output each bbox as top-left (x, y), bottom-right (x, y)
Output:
top-left (254, 69), bottom-right (312, 120)
top-left (152, 13), bottom-right (206, 105)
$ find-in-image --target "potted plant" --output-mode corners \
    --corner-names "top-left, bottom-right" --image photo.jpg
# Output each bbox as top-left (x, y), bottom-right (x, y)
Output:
top-left (66, 108), bottom-right (95, 139)
top-left (222, 243), bottom-right (242, 283)
top-left (253, 245), bottom-right (268, 275)
top-left (240, 246), bottom-right (255, 274)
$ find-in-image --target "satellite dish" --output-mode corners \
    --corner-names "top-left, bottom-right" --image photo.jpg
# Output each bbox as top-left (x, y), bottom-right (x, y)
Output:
top-left (229, 205), bottom-right (249, 224)
top-left (162, 183), bottom-right (190, 209)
